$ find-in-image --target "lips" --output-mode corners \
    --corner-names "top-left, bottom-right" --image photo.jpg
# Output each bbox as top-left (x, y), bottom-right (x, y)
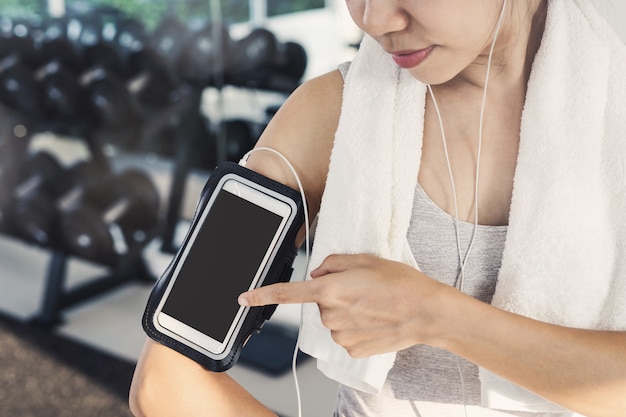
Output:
top-left (391, 46), bottom-right (435, 69)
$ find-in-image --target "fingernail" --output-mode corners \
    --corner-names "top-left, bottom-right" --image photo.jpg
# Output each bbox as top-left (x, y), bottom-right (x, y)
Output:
top-left (238, 294), bottom-right (250, 306)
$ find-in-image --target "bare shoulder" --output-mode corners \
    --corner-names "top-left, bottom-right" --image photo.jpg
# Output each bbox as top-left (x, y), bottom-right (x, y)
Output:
top-left (245, 70), bottom-right (344, 216)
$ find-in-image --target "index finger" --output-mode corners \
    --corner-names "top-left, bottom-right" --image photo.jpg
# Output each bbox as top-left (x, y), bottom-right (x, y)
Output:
top-left (238, 280), bottom-right (319, 307)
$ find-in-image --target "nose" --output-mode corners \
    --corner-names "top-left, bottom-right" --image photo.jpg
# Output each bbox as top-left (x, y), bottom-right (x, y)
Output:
top-left (359, 0), bottom-right (409, 37)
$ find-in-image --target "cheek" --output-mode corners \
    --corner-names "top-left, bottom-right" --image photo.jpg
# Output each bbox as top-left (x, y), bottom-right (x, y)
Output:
top-left (344, 0), bottom-right (366, 29)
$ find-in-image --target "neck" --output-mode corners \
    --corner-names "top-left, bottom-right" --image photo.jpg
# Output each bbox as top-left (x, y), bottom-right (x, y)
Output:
top-left (454, 0), bottom-right (547, 92)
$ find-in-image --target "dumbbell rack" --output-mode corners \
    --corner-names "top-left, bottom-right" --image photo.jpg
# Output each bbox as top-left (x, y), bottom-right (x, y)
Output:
top-left (2, 15), bottom-right (305, 368)
top-left (35, 242), bottom-right (154, 327)
top-left (26, 67), bottom-right (216, 326)
top-left (0, 63), bottom-right (201, 328)
top-left (154, 86), bottom-right (206, 254)
top-left (26, 130), bottom-right (160, 327)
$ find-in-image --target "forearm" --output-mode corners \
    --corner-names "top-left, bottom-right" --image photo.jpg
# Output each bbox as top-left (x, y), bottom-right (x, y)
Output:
top-left (129, 339), bottom-right (277, 417)
top-left (434, 290), bottom-right (626, 417)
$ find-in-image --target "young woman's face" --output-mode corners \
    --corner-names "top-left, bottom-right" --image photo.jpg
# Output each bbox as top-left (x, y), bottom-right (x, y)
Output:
top-left (345, 0), bottom-right (510, 85)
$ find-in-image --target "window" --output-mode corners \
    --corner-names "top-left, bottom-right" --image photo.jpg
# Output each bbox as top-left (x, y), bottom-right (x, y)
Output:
top-left (63, 0), bottom-right (249, 29)
top-left (267, 0), bottom-right (325, 17)
top-left (1, 0), bottom-right (45, 18)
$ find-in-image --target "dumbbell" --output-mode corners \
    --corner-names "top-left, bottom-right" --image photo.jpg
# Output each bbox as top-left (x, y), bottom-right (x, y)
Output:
top-left (177, 22), bottom-right (235, 85)
top-left (0, 18), bottom-right (88, 128)
top-left (0, 43), bottom-right (45, 122)
top-left (35, 61), bottom-right (94, 134)
top-left (35, 17), bottom-right (84, 76)
top-left (3, 151), bottom-right (65, 243)
top-left (228, 28), bottom-right (277, 81)
top-left (79, 67), bottom-right (141, 132)
top-left (261, 41), bottom-right (308, 92)
top-left (79, 52), bottom-right (181, 147)
top-left (60, 168), bottom-right (160, 265)
top-left (151, 15), bottom-right (191, 72)
top-left (81, 42), bottom-right (127, 77)
top-left (113, 17), bottom-right (149, 59)
top-left (12, 159), bottom-right (108, 248)
top-left (64, 11), bottom-right (130, 78)
top-left (220, 119), bottom-right (262, 163)
top-left (0, 17), bottom-right (41, 68)
top-left (36, 16), bottom-right (148, 135)
top-left (75, 42), bottom-right (139, 133)
top-left (29, 19), bottom-right (99, 133)
top-left (78, 47), bottom-right (177, 137)
top-left (125, 47), bottom-right (180, 111)
top-left (67, 14), bottom-right (104, 48)
top-left (227, 28), bottom-right (307, 92)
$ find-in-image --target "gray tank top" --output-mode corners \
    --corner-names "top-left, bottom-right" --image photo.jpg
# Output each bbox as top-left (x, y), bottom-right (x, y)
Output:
top-left (334, 183), bottom-right (573, 417)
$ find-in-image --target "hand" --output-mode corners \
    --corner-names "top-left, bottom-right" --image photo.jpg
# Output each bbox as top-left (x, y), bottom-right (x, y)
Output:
top-left (238, 253), bottom-right (451, 358)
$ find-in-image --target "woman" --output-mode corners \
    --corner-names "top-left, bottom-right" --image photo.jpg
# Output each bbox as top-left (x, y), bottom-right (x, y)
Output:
top-left (130, 0), bottom-right (626, 416)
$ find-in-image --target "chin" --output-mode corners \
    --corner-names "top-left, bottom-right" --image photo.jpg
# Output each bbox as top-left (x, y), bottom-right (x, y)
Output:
top-left (403, 68), bottom-right (456, 86)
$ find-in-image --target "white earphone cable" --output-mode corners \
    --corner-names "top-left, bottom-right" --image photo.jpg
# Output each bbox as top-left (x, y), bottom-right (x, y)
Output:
top-left (426, 1), bottom-right (508, 415)
top-left (239, 3), bottom-right (509, 415)
top-left (239, 147), bottom-right (310, 417)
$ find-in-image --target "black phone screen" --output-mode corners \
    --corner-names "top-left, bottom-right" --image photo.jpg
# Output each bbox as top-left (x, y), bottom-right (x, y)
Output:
top-left (162, 187), bottom-right (284, 343)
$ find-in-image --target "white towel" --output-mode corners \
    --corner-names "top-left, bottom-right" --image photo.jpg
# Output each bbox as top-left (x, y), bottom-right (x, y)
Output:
top-left (298, 0), bottom-right (626, 411)
top-left (298, 34), bottom-right (426, 393)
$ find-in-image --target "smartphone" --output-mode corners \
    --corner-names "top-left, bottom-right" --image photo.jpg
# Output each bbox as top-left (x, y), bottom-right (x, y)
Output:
top-left (150, 171), bottom-right (300, 364)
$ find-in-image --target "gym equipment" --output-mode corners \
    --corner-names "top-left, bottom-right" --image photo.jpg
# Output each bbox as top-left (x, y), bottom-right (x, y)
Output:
top-left (233, 28), bottom-right (278, 73)
top-left (227, 27), bottom-right (277, 88)
top-left (39, 37), bottom-right (81, 71)
top-left (74, 41), bottom-right (143, 137)
top-left (12, 160), bottom-right (108, 248)
top-left (80, 54), bottom-right (180, 149)
top-left (74, 25), bottom-right (180, 138)
top-left (261, 41), bottom-right (308, 92)
top-left (220, 119), bottom-right (261, 163)
top-left (0, 155), bottom-right (18, 233)
top-left (151, 16), bottom-right (190, 72)
top-left (0, 49), bottom-right (44, 122)
top-left (32, 165), bottom-right (156, 327)
top-left (0, 17), bottom-right (41, 69)
top-left (0, 113), bottom-right (31, 234)
top-left (39, 16), bottom-right (68, 41)
top-left (126, 48), bottom-right (180, 111)
top-left (177, 22), bottom-right (234, 85)
top-left (67, 14), bottom-right (103, 49)
top-left (2, 151), bottom-right (65, 242)
top-left (60, 168), bottom-right (160, 266)
top-left (38, 37), bottom-right (84, 75)
top-left (227, 28), bottom-right (307, 92)
top-left (36, 61), bottom-right (93, 134)
top-left (12, 151), bottom-right (65, 200)
top-left (80, 67), bottom-right (142, 136)
top-left (113, 17), bottom-right (148, 59)
top-left (276, 41), bottom-right (307, 81)
top-left (80, 42), bottom-right (127, 77)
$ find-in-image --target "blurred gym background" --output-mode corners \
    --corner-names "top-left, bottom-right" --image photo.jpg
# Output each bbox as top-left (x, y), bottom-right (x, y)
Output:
top-left (0, 1), bottom-right (624, 416)
top-left (0, 0), bottom-right (360, 416)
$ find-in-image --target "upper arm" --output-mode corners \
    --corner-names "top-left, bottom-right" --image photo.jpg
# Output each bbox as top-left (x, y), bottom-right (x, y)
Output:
top-left (244, 69), bottom-right (344, 219)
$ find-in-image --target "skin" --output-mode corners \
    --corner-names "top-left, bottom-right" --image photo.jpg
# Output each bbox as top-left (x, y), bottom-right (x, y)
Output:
top-left (130, 1), bottom-right (626, 416)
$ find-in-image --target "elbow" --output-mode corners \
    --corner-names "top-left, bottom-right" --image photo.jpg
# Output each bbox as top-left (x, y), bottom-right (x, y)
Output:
top-left (128, 379), bottom-right (144, 417)
top-left (128, 369), bottom-right (152, 417)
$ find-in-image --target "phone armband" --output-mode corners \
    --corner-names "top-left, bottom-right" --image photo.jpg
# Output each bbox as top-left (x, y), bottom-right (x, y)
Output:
top-left (142, 161), bottom-right (305, 372)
